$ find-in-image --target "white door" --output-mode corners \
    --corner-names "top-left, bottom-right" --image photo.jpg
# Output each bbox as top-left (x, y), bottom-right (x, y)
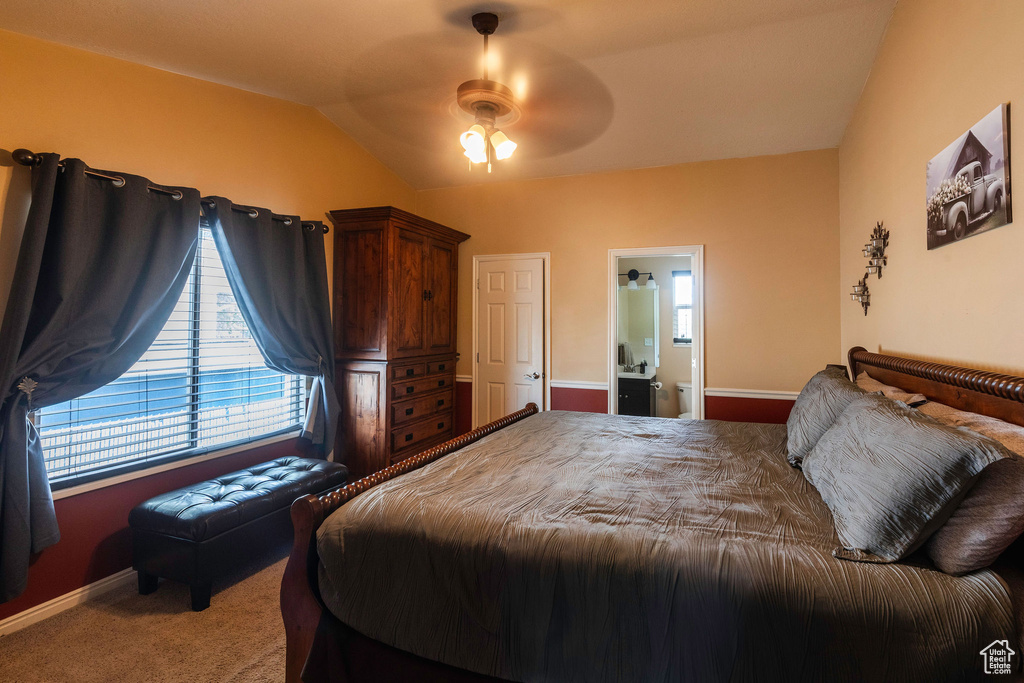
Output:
top-left (476, 258), bottom-right (545, 424)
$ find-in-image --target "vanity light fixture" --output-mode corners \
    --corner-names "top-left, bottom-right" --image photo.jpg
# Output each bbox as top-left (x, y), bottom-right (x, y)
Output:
top-left (619, 269), bottom-right (656, 291)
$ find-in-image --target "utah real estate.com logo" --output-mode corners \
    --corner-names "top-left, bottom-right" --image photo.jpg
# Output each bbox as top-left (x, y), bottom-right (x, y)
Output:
top-left (980, 640), bottom-right (1016, 675)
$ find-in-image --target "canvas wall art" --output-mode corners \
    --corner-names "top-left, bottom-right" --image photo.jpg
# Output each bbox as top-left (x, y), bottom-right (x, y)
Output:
top-left (926, 103), bottom-right (1011, 249)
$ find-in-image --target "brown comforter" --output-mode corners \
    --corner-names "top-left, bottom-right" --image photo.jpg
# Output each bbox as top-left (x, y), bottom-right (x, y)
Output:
top-left (317, 411), bottom-right (1016, 682)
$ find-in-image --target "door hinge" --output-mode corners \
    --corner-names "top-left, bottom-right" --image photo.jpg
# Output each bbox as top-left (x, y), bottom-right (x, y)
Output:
top-left (476, 352), bottom-right (479, 362)
top-left (476, 278), bottom-right (480, 290)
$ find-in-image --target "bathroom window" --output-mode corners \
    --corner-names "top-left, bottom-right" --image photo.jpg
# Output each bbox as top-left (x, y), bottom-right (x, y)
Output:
top-left (673, 270), bottom-right (692, 345)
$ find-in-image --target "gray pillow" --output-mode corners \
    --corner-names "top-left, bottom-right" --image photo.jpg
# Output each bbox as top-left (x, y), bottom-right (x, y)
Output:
top-left (917, 402), bottom-right (1024, 574)
top-left (802, 393), bottom-right (1008, 563)
top-left (786, 365), bottom-right (864, 467)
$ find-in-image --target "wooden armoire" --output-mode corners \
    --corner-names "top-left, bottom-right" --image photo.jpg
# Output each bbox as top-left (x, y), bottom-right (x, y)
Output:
top-left (328, 207), bottom-right (470, 478)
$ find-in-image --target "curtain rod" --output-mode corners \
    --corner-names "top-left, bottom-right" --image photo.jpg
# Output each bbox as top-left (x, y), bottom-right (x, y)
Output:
top-left (12, 149), bottom-right (328, 233)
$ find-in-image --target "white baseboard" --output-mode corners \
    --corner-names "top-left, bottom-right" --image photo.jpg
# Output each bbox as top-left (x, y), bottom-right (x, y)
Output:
top-left (549, 380), bottom-right (609, 390)
top-left (456, 374), bottom-right (472, 383)
top-left (0, 568), bottom-right (135, 637)
top-left (704, 387), bottom-right (799, 400)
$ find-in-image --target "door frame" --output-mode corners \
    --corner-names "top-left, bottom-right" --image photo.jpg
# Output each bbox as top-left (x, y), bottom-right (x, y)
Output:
top-left (471, 253), bottom-right (551, 428)
top-left (607, 245), bottom-right (705, 418)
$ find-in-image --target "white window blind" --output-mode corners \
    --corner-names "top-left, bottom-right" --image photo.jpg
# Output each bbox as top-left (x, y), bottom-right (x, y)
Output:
top-left (36, 228), bottom-right (305, 485)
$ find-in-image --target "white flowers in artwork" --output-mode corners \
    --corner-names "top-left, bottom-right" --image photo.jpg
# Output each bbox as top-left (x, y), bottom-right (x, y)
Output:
top-left (927, 174), bottom-right (973, 225)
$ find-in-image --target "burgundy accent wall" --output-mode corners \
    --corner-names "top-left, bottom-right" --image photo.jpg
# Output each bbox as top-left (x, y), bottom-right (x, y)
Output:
top-left (455, 380), bottom-right (473, 436)
top-left (551, 387), bottom-right (609, 413)
top-left (0, 438), bottom-right (301, 621)
top-left (705, 396), bottom-right (794, 424)
top-left (455, 385), bottom-right (794, 423)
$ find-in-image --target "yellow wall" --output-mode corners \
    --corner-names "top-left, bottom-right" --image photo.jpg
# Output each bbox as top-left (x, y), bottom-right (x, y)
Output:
top-left (0, 30), bottom-right (416, 317)
top-left (0, 31), bottom-right (844, 394)
top-left (839, 0), bottom-right (1024, 373)
top-left (418, 149), bottom-right (841, 390)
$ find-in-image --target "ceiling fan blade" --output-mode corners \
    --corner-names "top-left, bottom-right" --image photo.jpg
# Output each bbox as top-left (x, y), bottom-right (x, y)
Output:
top-left (326, 29), bottom-right (614, 160)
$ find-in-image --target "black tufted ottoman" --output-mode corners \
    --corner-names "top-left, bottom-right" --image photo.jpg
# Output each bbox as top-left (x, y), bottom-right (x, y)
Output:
top-left (129, 456), bottom-right (347, 611)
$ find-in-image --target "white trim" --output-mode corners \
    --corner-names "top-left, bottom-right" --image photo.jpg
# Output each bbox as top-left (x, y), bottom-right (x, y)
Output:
top-left (0, 568), bottom-right (135, 637)
top-left (51, 431), bottom-right (298, 501)
top-left (704, 388), bottom-right (800, 400)
top-left (549, 380), bottom-right (609, 391)
top-left (472, 253), bottom-right (552, 428)
top-left (456, 374), bottom-right (473, 383)
top-left (608, 246), bottom-right (705, 419)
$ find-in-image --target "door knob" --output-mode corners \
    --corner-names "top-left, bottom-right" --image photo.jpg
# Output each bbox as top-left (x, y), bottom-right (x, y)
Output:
top-left (524, 372), bottom-right (540, 380)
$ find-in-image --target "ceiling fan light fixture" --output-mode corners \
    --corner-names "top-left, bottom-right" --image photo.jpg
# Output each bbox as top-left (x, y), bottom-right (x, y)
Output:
top-left (456, 12), bottom-right (519, 171)
top-left (490, 129), bottom-right (517, 160)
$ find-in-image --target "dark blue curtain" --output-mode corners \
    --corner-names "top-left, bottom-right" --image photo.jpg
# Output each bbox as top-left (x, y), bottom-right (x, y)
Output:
top-left (204, 197), bottom-right (338, 457)
top-left (0, 155), bottom-right (199, 602)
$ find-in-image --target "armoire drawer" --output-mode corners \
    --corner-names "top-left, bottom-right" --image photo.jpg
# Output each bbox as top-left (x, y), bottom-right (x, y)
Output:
top-left (392, 373), bottom-right (454, 400)
top-left (426, 359), bottom-right (453, 375)
top-left (392, 389), bottom-right (454, 426)
top-left (391, 363), bottom-right (426, 380)
top-left (391, 412), bottom-right (453, 452)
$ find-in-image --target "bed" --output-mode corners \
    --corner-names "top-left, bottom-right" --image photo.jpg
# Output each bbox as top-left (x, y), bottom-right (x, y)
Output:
top-left (281, 348), bottom-right (1024, 682)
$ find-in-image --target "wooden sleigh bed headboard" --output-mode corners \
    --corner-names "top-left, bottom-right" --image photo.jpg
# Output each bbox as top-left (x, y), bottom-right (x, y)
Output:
top-left (849, 346), bottom-right (1024, 427)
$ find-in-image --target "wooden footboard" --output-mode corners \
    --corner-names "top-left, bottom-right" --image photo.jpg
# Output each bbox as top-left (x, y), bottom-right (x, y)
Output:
top-left (281, 403), bottom-right (540, 683)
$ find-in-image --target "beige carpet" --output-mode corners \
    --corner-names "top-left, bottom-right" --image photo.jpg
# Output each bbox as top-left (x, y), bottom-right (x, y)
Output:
top-left (0, 544), bottom-right (290, 682)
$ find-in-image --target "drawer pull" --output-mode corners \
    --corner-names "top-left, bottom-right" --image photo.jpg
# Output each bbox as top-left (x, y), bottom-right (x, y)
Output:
top-left (438, 364), bottom-right (445, 371)
top-left (437, 422), bottom-right (445, 429)
top-left (438, 380), bottom-right (445, 387)
top-left (405, 433), bottom-right (413, 442)
top-left (406, 368), bottom-right (414, 376)
top-left (437, 399), bottom-right (445, 407)
top-left (406, 386), bottom-right (414, 394)
top-left (405, 407), bottom-right (414, 416)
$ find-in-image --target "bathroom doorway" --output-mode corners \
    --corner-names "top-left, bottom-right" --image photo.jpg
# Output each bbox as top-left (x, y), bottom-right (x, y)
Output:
top-left (607, 246), bottom-right (704, 418)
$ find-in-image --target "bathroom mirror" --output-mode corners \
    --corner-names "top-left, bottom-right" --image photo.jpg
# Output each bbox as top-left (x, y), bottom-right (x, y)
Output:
top-left (617, 283), bottom-right (659, 371)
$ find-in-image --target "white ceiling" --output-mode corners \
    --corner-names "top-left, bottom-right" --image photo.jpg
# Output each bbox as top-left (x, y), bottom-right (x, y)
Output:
top-left (0, 0), bottom-right (896, 189)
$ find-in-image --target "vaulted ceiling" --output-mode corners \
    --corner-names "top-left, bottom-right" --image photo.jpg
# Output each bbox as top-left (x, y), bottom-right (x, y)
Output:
top-left (0, 0), bottom-right (896, 189)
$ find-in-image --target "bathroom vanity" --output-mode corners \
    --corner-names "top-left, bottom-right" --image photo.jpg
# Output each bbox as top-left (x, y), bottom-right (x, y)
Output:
top-left (618, 368), bottom-right (658, 417)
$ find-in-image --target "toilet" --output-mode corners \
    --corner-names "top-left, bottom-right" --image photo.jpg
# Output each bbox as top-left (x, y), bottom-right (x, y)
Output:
top-left (676, 382), bottom-right (693, 420)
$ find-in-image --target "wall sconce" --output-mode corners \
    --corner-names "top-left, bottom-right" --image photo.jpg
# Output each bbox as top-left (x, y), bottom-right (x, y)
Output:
top-left (861, 222), bottom-right (889, 278)
top-left (850, 221), bottom-right (887, 315)
top-left (850, 275), bottom-right (870, 316)
top-left (619, 269), bottom-right (657, 290)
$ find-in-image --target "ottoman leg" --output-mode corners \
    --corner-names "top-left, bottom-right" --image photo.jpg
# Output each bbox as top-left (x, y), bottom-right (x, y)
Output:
top-left (138, 571), bottom-right (159, 595)
top-left (190, 583), bottom-right (212, 611)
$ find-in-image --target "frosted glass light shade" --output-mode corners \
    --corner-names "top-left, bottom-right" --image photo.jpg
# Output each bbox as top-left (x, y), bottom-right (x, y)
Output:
top-left (627, 280), bottom-right (638, 290)
top-left (490, 129), bottom-right (517, 160)
top-left (645, 274), bottom-right (657, 290)
top-left (460, 125), bottom-right (487, 163)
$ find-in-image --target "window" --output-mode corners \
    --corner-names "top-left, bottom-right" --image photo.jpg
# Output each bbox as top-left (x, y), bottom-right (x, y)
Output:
top-left (36, 228), bottom-right (305, 487)
top-left (673, 270), bottom-right (692, 344)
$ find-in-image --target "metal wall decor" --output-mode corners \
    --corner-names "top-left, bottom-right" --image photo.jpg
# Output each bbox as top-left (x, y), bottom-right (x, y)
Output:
top-left (850, 222), bottom-right (888, 315)
top-left (850, 275), bottom-right (870, 316)
top-left (862, 222), bottom-right (889, 277)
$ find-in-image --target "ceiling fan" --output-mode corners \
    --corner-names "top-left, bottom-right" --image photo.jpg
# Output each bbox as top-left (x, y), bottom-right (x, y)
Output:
top-left (457, 12), bottom-right (521, 172)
